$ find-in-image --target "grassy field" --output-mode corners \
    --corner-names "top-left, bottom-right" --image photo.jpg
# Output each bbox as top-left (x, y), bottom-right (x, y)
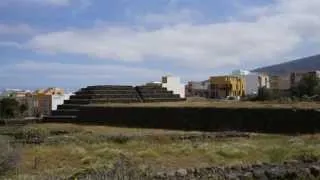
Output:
top-left (1, 123), bottom-right (319, 179)
top-left (88, 99), bottom-right (320, 109)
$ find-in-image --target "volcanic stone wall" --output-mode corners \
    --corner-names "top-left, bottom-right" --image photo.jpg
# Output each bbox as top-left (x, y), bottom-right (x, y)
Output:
top-left (47, 106), bottom-right (320, 134)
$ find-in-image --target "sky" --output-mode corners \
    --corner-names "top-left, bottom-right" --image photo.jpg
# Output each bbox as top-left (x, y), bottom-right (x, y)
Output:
top-left (1, 0), bottom-right (320, 89)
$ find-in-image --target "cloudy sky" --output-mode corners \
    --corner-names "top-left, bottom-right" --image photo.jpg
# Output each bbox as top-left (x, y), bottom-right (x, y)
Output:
top-left (1, 0), bottom-right (320, 89)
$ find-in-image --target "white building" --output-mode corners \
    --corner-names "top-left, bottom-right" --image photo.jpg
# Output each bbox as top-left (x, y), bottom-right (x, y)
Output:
top-left (51, 93), bottom-right (73, 111)
top-left (232, 70), bottom-right (270, 96)
top-left (161, 76), bottom-right (185, 98)
top-left (232, 70), bottom-right (250, 76)
top-left (0, 89), bottom-right (32, 98)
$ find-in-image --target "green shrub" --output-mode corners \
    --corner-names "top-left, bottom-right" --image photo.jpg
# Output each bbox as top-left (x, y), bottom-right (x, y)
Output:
top-left (266, 147), bottom-right (289, 163)
top-left (277, 97), bottom-right (293, 103)
top-left (14, 127), bottom-right (49, 144)
top-left (293, 149), bottom-right (319, 162)
top-left (0, 98), bottom-right (19, 119)
top-left (108, 135), bottom-right (130, 144)
top-left (69, 155), bottom-right (152, 180)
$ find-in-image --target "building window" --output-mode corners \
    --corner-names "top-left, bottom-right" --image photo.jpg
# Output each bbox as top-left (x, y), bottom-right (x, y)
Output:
top-left (162, 77), bottom-right (167, 83)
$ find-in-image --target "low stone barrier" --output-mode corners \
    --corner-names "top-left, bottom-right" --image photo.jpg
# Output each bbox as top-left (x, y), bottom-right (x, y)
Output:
top-left (49, 106), bottom-right (320, 134)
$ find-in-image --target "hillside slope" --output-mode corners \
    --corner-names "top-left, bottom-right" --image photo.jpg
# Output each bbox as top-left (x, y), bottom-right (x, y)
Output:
top-left (253, 54), bottom-right (320, 75)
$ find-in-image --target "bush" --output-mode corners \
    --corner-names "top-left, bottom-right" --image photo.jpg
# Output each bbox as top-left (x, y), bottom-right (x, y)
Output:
top-left (69, 155), bottom-right (152, 180)
top-left (301, 95), bottom-right (312, 102)
top-left (291, 74), bottom-right (320, 97)
top-left (14, 127), bottom-right (49, 144)
top-left (0, 136), bottom-right (20, 176)
top-left (277, 97), bottom-right (293, 103)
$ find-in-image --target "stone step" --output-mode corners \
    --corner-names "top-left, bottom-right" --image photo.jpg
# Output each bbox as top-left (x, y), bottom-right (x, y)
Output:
top-left (140, 94), bottom-right (180, 98)
top-left (143, 98), bottom-right (186, 102)
top-left (137, 86), bottom-right (168, 90)
top-left (43, 115), bottom-right (77, 123)
top-left (70, 94), bottom-right (140, 99)
top-left (57, 104), bottom-right (83, 110)
top-left (51, 109), bottom-right (79, 116)
top-left (64, 98), bottom-right (141, 104)
top-left (84, 85), bottom-right (134, 91)
top-left (76, 90), bottom-right (138, 95)
top-left (64, 99), bottom-right (90, 105)
top-left (138, 90), bottom-right (174, 94)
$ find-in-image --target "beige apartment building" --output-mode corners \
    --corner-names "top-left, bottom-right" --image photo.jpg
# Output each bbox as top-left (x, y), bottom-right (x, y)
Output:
top-left (290, 71), bottom-right (320, 87)
top-left (269, 75), bottom-right (291, 90)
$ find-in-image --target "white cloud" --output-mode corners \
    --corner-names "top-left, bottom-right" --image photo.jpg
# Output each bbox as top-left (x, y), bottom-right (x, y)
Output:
top-left (0, 24), bottom-right (36, 35)
top-left (25, 0), bottom-right (320, 69)
top-left (137, 9), bottom-right (201, 25)
top-left (0, 61), bottom-right (166, 84)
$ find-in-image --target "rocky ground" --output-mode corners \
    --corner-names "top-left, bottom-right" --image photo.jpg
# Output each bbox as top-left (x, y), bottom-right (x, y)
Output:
top-left (153, 160), bottom-right (320, 180)
top-left (71, 159), bottom-right (320, 180)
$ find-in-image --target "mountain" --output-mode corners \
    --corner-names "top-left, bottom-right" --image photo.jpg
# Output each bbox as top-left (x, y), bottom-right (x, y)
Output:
top-left (253, 54), bottom-right (320, 75)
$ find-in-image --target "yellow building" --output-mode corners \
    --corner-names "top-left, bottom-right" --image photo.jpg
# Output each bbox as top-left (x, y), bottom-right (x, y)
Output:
top-left (208, 76), bottom-right (245, 98)
top-left (35, 87), bottom-right (64, 96)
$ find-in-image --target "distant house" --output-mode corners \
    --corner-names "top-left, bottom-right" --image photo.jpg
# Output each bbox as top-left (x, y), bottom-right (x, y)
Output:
top-left (185, 80), bottom-right (209, 98)
top-left (161, 76), bottom-right (185, 98)
top-left (208, 76), bottom-right (245, 99)
top-left (290, 70), bottom-right (320, 87)
top-left (51, 93), bottom-right (73, 111)
top-left (0, 89), bottom-right (32, 99)
top-left (147, 76), bottom-right (185, 98)
top-left (0, 87), bottom-right (73, 117)
top-left (35, 87), bottom-right (64, 96)
top-left (232, 70), bottom-right (270, 96)
top-left (269, 74), bottom-right (291, 90)
top-left (33, 88), bottom-right (73, 116)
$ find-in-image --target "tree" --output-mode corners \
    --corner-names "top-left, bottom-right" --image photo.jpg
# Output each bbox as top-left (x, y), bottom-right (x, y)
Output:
top-left (0, 98), bottom-right (20, 119)
top-left (292, 74), bottom-right (320, 97)
top-left (19, 104), bottom-right (28, 117)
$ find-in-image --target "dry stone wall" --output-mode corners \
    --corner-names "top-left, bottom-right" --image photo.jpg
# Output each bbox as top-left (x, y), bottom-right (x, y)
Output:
top-left (45, 106), bottom-right (320, 134)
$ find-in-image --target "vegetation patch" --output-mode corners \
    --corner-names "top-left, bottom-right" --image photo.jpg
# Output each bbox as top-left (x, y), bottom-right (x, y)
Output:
top-left (0, 123), bottom-right (319, 179)
top-left (0, 135), bottom-right (20, 177)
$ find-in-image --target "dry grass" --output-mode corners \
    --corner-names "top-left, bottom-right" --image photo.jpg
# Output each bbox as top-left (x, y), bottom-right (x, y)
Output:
top-left (1, 123), bottom-right (320, 179)
top-left (87, 100), bottom-right (320, 109)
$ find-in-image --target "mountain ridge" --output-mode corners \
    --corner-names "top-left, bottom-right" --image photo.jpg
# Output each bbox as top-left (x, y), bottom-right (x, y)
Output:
top-left (253, 54), bottom-right (320, 75)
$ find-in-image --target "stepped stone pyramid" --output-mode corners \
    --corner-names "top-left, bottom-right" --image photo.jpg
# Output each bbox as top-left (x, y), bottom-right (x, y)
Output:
top-left (48, 85), bottom-right (185, 121)
top-left (136, 85), bottom-right (182, 102)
